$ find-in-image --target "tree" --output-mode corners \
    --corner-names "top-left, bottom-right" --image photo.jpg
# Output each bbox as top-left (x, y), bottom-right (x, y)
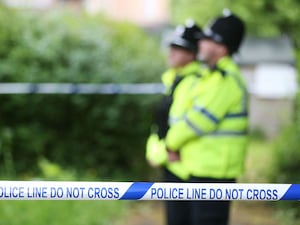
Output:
top-left (171, 0), bottom-right (300, 47)
top-left (0, 6), bottom-right (165, 179)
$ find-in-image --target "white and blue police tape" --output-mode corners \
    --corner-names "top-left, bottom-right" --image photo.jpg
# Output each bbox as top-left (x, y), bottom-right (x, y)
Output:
top-left (0, 181), bottom-right (300, 201)
top-left (0, 83), bottom-right (164, 94)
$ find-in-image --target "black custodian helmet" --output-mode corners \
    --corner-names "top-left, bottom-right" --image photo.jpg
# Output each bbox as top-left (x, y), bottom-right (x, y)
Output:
top-left (202, 9), bottom-right (245, 55)
top-left (170, 20), bottom-right (202, 54)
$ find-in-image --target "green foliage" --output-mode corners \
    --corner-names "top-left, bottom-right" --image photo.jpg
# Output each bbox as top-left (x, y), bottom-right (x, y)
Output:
top-left (0, 6), bottom-right (164, 179)
top-left (0, 7), bottom-right (163, 83)
top-left (270, 124), bottom-right (300, 224)
top-left (171, 0), bottom-right (300, 47)
top-left (270, 125), bottom-right (300, 183)
top-left (268, 50), bottom-right (300, 224)
top-left (38, 158), bottom-right (76, 180)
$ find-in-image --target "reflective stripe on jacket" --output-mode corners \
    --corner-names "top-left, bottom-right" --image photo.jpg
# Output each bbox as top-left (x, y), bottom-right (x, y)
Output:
top-left (166, 56), bottom-right (248, 179)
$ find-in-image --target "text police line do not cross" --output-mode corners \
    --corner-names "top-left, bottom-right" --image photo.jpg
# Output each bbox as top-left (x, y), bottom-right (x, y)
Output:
top-left (0, 181), bottom-right (300, 201)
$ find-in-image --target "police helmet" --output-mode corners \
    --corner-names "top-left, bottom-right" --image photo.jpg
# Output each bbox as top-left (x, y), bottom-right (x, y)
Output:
top-left (169, 19), bottom-right (202, 54)
top-left (202, 9), bottom-right (245, 54)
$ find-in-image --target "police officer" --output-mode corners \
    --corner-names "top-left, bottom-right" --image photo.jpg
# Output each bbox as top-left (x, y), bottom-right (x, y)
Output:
top-left (146, 20), bottom-right (203, 224)
top-left (146, 20), bottom-right (202, 172)
top-left (165, 10), bottom-right (248, 225)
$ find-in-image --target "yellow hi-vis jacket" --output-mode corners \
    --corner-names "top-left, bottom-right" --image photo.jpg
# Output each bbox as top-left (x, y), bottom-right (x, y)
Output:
top-left (146, 61), bottom-right (201, 180)
top-left (166, 56), bottom-right (248, 179)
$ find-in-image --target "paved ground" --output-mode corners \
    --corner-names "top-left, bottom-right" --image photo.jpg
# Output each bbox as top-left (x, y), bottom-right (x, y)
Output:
top-left (121, 201), bottom-right (279, 225)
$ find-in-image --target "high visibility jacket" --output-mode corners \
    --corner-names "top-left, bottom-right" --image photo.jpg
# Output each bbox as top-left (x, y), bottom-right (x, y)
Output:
top-left (166, 56), bottom-right (248, 179)
top-left (146, 61), bottom-right (201, 179)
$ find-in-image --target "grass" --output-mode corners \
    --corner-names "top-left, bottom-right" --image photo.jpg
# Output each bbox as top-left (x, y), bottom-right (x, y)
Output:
top-left (0, 158), bottom-right (133, 225)
top-left (0, 200), bottom-right (129, 225)
top-left (239, 138), bottom-right (275, 183)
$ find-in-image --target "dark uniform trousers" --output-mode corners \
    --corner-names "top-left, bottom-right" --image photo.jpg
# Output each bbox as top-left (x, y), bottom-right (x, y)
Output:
top-left (164, 169), bottom-right (235, 225)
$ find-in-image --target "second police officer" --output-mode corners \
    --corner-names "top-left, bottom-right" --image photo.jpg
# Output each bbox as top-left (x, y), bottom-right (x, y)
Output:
top-left (164, 10), bottom-right (248, 225)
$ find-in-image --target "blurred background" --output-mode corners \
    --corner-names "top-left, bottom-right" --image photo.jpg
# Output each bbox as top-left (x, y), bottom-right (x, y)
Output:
top-left (0, 0), bottom-right (299, 225)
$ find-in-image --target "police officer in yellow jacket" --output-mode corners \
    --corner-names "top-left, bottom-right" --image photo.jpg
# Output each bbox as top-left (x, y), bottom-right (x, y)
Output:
top-left (146, 20), bottom-right (206, 225)
top-left (146, 19), bottom-right (202, 181)
top-left (165, 11), bottom-right (248, 225)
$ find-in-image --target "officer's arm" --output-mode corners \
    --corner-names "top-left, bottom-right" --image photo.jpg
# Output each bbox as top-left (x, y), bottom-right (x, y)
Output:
top-left (165, 75), bottom-right (236, 150)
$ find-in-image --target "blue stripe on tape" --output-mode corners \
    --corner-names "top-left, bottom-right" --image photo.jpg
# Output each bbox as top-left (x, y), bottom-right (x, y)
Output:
top-left (120, 182), bottom-right (154, 200)
top-left (281, 184), bottom-right (300, 200)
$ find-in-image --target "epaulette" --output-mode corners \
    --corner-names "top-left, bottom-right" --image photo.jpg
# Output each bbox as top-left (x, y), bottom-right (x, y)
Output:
top-left (213, 65), bottom-right (227, 77)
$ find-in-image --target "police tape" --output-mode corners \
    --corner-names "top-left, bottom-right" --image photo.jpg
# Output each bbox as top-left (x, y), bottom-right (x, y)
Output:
top-left (0, 181), bottom-right (300, 201)
top-left (0, 83), bottom-right (164, 94)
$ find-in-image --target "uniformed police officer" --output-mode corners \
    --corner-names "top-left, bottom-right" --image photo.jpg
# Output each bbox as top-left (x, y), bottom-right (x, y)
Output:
top-left (146, 20), bottom-right (202, 175)
top-left (165, 10), bottom-right (248, 225)
top-left (146, 20), bottom-right (203, 225)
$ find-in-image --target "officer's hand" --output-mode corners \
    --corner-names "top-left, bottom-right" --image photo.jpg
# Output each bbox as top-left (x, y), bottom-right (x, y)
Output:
top-left (147, 159), bottom-right (161, 168)
top-left (166, 148), bottom-right (180, 162)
